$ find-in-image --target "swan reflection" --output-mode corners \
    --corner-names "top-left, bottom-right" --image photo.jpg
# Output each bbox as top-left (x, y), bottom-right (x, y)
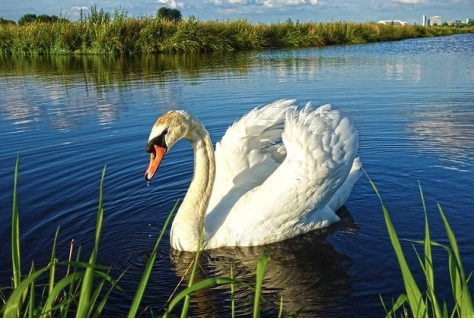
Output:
top-left (170, 206), bottom-right (357, 317)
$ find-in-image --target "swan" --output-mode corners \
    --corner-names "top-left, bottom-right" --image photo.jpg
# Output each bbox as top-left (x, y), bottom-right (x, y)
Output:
top-left (145, 99), bottom-right (361, 252)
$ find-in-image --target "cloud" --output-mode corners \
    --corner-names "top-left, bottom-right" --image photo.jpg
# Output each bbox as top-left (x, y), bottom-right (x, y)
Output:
top-left (157, 0), bottom-right (185, 9)
top-left (71, 6), bottom-right (88, 12)
top-left (229, 0), bottom-right (249, 4)
top-left (261, 0), bottom-right (319, 7)
top-left (208, 0), bottom-right (319, 8)
top-left (392, 0), bottom-right (427, 3)
top-left (65, 6), bottom-right (89, 19)
top-left (71, 6), bottom-right (89, 11)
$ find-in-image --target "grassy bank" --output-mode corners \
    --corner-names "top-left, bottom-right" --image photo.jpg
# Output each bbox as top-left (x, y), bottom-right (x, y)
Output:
top-left (1, 16), bottom-right (474, 55)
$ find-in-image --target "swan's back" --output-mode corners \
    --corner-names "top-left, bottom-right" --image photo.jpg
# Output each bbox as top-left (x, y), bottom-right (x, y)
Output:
top-left (204, 100), bottom-right (360, 249)
top-left (207, 100), bottom-right (294, 213)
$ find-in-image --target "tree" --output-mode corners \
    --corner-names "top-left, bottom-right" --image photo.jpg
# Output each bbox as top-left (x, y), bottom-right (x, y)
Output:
top-left (169, 9), bottom-right (182, 22)
top-left (36, 14), bottom-right (54, 23)
top-left (157, 7), bottom-right (182, 22)
top-left (18, 13), bottom-right (37, 25)
top-left (0, 17), bottom-right (16, 25)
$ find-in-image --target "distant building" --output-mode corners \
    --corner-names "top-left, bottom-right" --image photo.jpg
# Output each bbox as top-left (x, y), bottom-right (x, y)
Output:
top-left (430, 15), bottom-right (442, 25)
top-left (377, 20), bottom-right (409, 25)
top-left (422, 15), bottom-right (427, 26)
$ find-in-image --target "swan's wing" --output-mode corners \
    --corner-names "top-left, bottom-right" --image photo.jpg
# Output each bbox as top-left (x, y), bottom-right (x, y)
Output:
top-left (207, 99), bottom-right (296, 213)
top-left (208, 103), bottom-right (359, 248)
top-left (204, 100), bottom-right (297, 237)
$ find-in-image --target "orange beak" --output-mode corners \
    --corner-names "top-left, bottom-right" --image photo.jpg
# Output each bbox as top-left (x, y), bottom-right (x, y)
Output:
top-left (145, 145), bottom-right (167, 181)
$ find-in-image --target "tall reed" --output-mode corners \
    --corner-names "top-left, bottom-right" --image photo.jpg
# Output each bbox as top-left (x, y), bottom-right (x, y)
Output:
top-left (368, 174), bottom-right (474, 318)
top-left (1, 159), bottom-right (272, 317)
top-left (1, 14), bottom-right (473, 55)
top-left (2, 159), bottom-right (122, 317)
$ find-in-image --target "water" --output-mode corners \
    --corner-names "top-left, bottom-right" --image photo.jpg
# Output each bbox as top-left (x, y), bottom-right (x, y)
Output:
top-left (1, 34), bottom-right (473, 317)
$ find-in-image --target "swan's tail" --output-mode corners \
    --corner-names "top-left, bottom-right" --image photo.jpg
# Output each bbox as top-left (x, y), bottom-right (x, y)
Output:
top-left (327, 157), bottom-right (362, 212)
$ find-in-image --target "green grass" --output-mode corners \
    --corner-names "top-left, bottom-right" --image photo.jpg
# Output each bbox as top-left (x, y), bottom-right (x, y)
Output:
top-left (367, 173), bottom-right (473, 317)
top-left (0, 157), bottom-right (272, 317)
top-left (0, 14), bottom-right (473, 55)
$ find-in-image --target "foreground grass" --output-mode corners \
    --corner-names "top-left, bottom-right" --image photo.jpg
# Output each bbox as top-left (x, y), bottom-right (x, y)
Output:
top-left (1, 158), bottom-right (473, 317)
top-left (367, 174), bottom-right (474, 318)
top-left (0, 157), bottom-right (269, 317)
top-left (1, 16), bottom-right (473, 55)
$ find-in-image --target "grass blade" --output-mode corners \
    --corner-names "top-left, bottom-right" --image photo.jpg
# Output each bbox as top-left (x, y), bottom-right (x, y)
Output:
top-left (41, 271), bottom-right (86, 316)
top-left (165, 277), bottom-right (235, 316)
top-left (28, 262), bottom-right (36, 318)
top-left (45, 226), bottom-right (61, 317)
top-left (230, 263), bottom-right (235, 318)
top-left (253, 253), bottom-right (270, 318)
top-left (11, 154), bottom-right (21, 289)
top-left (127, 200), bottom-right (179, 318)
top-left (438, 204), bottom-right (473, 317)
top-left (93, 269), bottom-right (128, 317)
top-left (278, 295), bottom-right (283, 318)
top-left (385, 294), bottom-right (408, 318)
top-left (180, 206), bottom-right (207, 318)
top-left (3, 266), bottom-right (49, 317)
top-left (366, 172), bottom-right (426, 317)
top-left (48, 227), bottom-right (60, 294)
top-left (418, 182), bottom-right (441, 317)
top-left (76, 166), bottom-right (106, 317)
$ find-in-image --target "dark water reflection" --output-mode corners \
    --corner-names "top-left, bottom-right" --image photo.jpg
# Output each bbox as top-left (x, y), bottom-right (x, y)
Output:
top-left (1, 34), bottom-right (473, 317)
top-left (169, 207), bottom-right (356, 318)
top-left (0, 52), bottom-right (254, 87)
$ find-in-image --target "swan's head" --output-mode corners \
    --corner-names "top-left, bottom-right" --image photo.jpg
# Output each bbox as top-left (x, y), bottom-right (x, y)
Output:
top-left (145, 110), bottom-right (195, 181)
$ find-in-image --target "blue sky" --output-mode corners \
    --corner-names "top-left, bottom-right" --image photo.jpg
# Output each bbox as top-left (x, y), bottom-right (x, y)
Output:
top-left (1, 0), bottom-right (473, 24)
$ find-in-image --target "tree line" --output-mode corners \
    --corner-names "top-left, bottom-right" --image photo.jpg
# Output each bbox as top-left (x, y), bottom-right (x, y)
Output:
top-left (0, 6), bottom-right (182, 25)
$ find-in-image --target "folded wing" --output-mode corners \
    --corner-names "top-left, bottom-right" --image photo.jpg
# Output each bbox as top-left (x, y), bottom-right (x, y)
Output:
top-left (205, 101), bottom-right (359, 248)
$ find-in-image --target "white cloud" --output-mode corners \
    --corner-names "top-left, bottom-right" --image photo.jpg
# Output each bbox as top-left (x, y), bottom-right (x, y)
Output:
top-left (392, 0), bottom-right (427, 3)
top-left (65, 6), bottom-right (89, 19)
top-left (210, 0), bottom-right (319, 8)
top-left (229, 0), bottom-right (249, 4)
top-left (157, 0), bottom-right (185, 9)
top-left (71, 6), bottom-right (89, 14)
top-left (206, 0), bottom-right (223, 5)
top-left (262, 0), bottom-right (305, 7)
top-left (71, 6), bottom-right (88, 12)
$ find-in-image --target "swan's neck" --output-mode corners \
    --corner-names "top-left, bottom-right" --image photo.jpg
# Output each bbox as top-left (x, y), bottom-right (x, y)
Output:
top-left (170, 122), bottom-right (215, 251)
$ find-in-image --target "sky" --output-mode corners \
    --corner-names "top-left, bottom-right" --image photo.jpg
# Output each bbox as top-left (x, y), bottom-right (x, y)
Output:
top-left (1, 0), bottom-right (473, 25)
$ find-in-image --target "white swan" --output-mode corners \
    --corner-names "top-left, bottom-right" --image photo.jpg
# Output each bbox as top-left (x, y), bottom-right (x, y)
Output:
top-left (145, 99), bottom-right (361, 251)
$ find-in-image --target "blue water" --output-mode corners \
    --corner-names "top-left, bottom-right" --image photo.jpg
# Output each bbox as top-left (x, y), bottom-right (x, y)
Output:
top-left (1, 34), bottom-right (473, 317)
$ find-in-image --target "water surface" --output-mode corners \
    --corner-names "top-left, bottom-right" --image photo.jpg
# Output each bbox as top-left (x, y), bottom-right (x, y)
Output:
top-left (1, 34), bottom-right (473, 317)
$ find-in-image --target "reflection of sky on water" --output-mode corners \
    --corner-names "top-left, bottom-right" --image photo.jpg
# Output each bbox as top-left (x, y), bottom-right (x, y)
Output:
top-left (408, 103), bottom-right (474, 172)
top-left (385, 61), bottom-right (422, 82)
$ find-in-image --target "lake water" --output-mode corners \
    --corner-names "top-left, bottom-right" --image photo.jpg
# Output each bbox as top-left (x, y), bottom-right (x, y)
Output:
top-left (1, 34), bottom-right (473, 317)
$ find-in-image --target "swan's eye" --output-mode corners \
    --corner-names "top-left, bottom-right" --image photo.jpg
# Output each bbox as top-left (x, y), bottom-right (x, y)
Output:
top-left (145, 130), bottom-right (168, 156)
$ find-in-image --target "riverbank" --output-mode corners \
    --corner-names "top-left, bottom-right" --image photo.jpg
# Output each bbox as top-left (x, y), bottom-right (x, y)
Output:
top-left (1, 17), bottom-right (473, 55)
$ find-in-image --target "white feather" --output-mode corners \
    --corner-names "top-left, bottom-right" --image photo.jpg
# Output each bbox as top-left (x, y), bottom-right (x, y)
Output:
top-left (205, 101), bottom-right (360, 248)
top-left (147, 99), bottom-right (362, 251)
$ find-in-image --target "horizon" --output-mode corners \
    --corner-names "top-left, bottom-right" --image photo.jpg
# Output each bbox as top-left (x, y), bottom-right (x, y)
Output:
top-left (1, 0), bottom-right (473, 25)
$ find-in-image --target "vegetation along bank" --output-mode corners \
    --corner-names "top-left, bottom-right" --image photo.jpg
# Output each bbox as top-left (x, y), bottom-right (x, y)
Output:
top-left (1, 6), bottom-right (474, 55)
